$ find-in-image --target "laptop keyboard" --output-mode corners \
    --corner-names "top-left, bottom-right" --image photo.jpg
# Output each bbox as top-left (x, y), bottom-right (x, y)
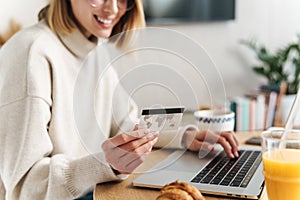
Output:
top-left (191, 150), bottom-right (261, 188)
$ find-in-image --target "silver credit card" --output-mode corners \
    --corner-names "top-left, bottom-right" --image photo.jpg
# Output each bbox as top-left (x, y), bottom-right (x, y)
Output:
top-left (139, 107), bottom-right (184, 132)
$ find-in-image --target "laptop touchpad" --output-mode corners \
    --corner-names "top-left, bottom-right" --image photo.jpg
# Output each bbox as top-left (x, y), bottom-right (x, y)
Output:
top-left (166, 147), bottom-right (222, 172)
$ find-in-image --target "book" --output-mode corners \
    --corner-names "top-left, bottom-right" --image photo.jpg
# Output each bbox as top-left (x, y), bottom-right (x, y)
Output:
top-left (230, 100), bottom-right (237, 131)
top-left (255, 95), bottom-right (266, 130)
top-left (229, 87), bottom-right (280, 132)
top-left (249, 98), bottom-right (256, 131)
top-left (265, 91), bottom-right (278, 129)
top-left (231, 97), bottom-right (250, 131)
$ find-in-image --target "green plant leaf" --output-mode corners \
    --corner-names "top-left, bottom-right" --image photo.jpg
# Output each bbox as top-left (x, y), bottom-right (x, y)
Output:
top-left (241, 36), bottom-right (300, 94)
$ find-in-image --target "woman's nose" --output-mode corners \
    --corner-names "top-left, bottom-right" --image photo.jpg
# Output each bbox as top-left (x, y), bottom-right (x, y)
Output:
top-left (102, 0), bottom-right (119, 14)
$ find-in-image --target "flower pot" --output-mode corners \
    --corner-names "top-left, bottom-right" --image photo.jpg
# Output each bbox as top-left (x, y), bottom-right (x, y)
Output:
top-left (279, 94), bottom-right (300, 127)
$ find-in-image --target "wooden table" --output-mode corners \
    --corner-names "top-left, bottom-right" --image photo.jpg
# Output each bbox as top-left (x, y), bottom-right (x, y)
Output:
top-left (94, 131), bottom-right (268, 200)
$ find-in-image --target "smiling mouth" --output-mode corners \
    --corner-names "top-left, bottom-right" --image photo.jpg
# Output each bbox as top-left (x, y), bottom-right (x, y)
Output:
top-left (94, 15), bottom-right (113, 25)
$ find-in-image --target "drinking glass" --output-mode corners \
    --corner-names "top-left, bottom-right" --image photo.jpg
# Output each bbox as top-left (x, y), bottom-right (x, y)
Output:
top-left (261, 128), bottom-right (300, 200)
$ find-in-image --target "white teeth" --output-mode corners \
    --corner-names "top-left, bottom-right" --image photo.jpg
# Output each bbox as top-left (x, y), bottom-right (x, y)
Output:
top-left (96, 17), bottom-right (112, 24)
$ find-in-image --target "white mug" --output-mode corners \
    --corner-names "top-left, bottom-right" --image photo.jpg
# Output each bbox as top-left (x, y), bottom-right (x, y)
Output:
top-left (194, 109), bottom-right (235, 132)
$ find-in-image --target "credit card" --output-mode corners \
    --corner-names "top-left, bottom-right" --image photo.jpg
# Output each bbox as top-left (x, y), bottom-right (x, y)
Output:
top-left (139, 107), bottom-right (184, 133)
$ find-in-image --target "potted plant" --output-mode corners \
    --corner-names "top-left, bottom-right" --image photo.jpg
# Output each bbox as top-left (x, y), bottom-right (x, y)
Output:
top-left (241, 35), bottom-right (300, 124)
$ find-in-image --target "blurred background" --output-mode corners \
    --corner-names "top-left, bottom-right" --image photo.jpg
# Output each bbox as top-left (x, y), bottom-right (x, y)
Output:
top-left (1, 0), bottom-right (300, 111)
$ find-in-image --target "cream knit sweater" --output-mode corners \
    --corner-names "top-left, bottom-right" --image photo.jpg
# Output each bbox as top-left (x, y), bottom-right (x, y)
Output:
top-left (0, 21), bottom-right (190, 200)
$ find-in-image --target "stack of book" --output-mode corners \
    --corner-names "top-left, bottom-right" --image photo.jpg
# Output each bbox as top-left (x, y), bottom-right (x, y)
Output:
top-left (229, 89), bottom-right (281, 132)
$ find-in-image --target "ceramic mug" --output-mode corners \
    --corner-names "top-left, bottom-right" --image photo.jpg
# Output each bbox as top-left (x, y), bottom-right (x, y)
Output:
top-left (194, 109), bottom-right (235, 132)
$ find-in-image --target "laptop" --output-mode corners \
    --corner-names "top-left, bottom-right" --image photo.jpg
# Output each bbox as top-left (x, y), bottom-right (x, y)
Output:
top-left (133, 144), bottom-right (264, 199)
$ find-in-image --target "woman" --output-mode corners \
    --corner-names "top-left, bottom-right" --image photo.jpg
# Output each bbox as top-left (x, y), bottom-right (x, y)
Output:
top-left (0, 0), bottom-right (239, 199)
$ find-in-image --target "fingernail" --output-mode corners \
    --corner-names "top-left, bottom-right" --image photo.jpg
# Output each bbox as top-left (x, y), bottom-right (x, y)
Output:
top-left (149, 137), bottom-right (157, 144)
top-left (146, 133), bottom-right (153, 139)
top-left (152, 132), bottom-right (159, 137)
top-left (207, 144), bottom-right (214, 151)
top-left (147, 147), bottom-right (153, 153)
top-left (234, 151), bottom-right (239, 157)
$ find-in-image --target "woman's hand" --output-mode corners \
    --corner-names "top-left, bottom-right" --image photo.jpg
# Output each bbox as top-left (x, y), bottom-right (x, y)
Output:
top-left (182, 129), bottom-right (240, 158)
top-left (102, 128), bottom-right (158, 174)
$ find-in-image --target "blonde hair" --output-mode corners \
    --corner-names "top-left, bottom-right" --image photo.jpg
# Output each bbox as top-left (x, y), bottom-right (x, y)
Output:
top-left (38, 0), bottom-right (145, 49)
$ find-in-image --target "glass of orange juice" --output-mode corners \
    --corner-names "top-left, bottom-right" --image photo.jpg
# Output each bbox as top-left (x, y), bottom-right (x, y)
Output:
top-left (261, 128), bottom-right (300, 200)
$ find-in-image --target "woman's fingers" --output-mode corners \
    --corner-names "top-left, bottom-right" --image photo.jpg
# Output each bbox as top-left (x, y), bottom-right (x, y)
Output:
top-left (220, 131), bottom-right (240, 157)
top-left (133, 124), bottom-right (139, 131)
top-left (107, 137), bottom-right (158, 174)
top-left (102, 129), bottom-right (150, 151)
top-left (102, 130), bottom-right (159, 174)
top-left (188, 139), bottom-right (214, 152)
top-left (185, 130), bottom-right (240, 158)
top-left (216, 135), bottom-right (235, 158)
top-left (118, 132), bottom-right (158, 152)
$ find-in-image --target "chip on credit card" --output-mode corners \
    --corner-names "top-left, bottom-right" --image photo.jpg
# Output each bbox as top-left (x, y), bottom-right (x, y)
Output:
top-left (139, 107), bottom-right (184, 133)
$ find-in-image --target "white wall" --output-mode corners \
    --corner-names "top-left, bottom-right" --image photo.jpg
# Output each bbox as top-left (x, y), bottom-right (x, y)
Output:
top-left (116, 0), bottom-right (300, 110)
top-left (1, 0), bottom-right (300, 110)
top-left (0, 0), bottom-right (48, 33)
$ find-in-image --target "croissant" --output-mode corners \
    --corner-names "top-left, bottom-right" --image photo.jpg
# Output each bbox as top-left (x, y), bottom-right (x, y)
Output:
top-left (156, 181), bottom-right (205, 200)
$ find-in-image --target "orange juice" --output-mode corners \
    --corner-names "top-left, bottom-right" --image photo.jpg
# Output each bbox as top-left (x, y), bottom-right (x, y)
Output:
top-left (262, 149), bottom-right (300, 200)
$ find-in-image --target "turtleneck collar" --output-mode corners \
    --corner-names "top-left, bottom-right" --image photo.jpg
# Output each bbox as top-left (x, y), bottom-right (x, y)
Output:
top-left (57, 29), bottom-right (98, 60)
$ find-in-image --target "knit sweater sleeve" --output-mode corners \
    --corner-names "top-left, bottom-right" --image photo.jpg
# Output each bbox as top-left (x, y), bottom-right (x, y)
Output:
top-left (0, 97), bottom-right (120, 200)
top-left (0, 27), bottom-right (121, 199)
top-left (154, 124), bottom-right (198, 149)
